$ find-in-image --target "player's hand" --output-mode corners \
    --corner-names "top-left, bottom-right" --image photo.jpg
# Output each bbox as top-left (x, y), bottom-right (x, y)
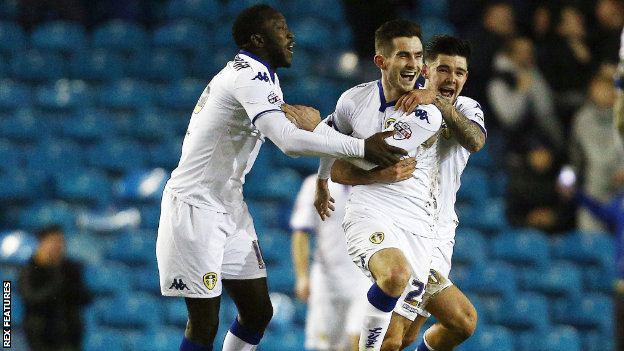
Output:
top-left (295, 277), bottom-right (310, 302)
top-left (363, 131), bottom-right (408, 168)
top-left (373, 157), bottom-right (417, 183)
top-left (395, 89), bottom-right (437, 115)
top-left (314, 177), bottom-right (335, 221)
top-left (281, 103), bottom-right (321, 131)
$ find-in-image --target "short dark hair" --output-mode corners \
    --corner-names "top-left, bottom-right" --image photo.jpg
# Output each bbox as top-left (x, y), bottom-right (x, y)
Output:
top-left (231, 4), bottom-right (280, 49)
top-left (36, 224), bottom-right (64, 241)
top-left (424, 35), bottom-right (471, 63)
top-left (375, 19), bottom-right (422, 56)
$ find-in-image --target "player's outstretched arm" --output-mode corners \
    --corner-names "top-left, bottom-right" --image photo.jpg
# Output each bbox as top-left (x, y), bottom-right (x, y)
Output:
top-left (330, 157), bottom-right (417, 186)
top-left (434, 95), bottom-right (485, 153)
top-left (313, 177), bottom-right (335, 221)
top-left (291, 230), bottom-right (312, 301)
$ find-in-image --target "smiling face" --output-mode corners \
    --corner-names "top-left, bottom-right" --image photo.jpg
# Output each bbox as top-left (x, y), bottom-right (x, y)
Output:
top-left (261, 11), bottom-right (295, 70)
top-left (377, 36), bottom-right (423, 101)
top-left (423, 54), bottom-right (468, 103)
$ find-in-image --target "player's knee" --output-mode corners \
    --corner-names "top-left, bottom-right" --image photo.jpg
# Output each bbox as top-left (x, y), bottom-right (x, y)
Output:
top-left (377, 266), bottom-right (411, 296)
top-left (452, 305), bottom-right (478, 341)
top-left (240, 300), bottom-right (274, 330)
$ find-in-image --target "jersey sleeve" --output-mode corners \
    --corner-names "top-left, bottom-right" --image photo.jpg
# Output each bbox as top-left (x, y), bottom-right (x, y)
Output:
top-left (232, 66), bottom-right (284, 123)
top-left (289, 175), bottom-right (318, 232)
top-left (455, 96), bottom-right (487, 137)
top-left (329, 91), bottom-right (355, 135)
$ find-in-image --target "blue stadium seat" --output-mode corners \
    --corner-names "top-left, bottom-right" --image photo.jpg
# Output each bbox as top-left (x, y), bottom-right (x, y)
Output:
top-left (267, 261), bottom-right (295, 293)
top-left (583, 265), bottom-right (617, 293)
top-left (69, 50), bottom-right (126, 82)
top-left (1, 108), bottom-right (50, 142)
top-left (0, 138), bottom-right (22, 172)
top-left (553, 293), bottom-right (613, 332)
top-left (129, 50), bottom-right (186, 82)
top-left (287, 0), bottom-right (345, 23)
top-left (114, 168), bottom-right (168, 203)
top-left (223, 0), bottom-right (280, 19)
top-left (153, 20), bottom-right (209, 53)
top-left (520, 261), bottom-right (582, 297)
top-left (491, 172), bottom-right (508, 197)
top-left (0, 1), bottom-right (19, 21)
top-left (84, 262), bottom-right (131, 296)
top-left (492, 229), bottom-right (549, 267)
top-left (106, 230), bottom-right (155, 266)
top-left (467, 140), bottom-right (492, 169)
top-left (552, 230), bottom-right (615, 269)
top-left (0, 79), bottom-right (31, 110)
top-left (0, 21), bottom-right (25, 54)
top-left (17, 200), bottom-right (78, 231)
top-left (98, 293), bottom-right (162, 330)
top-left (0, 169), bottom-right (47, 202)
top-left (273, 154), bottom-right (319, 175)
top-left (189, 45), bottom-right (236, 78)
top-left (98, 79), bottom-right (154, 110)
top-left (257, 228), bottom-right (291, 265)
top-left (36, 79), bottom-right (92, 111)
top-left (55, 169), bottom-right (112, 206)
top-left (121, 108), bottom-right (175, 142)
top-left (462, 325), bottom-right (514, 351)
top-left (462, 197), bottom-right (508, 232)
top-left (457, 263), bottom-right (517, 297)
top-left (0, 230), bottom-right (36, 265)
top-left (261, 327), bottom-right (306, 351)
top-left (65, 231), bottom-right (103, 264)
top-left (518, 326), bottom-right (581, 351)
top-left (456, 167), bottom-right (489, 204)
top-left (293, 299), bottom-right (307, 327)
top-left (581, 330), bottom-right (615, 351)
top-left (452, 227), bottom-right (488, 265)
top-left (418, 17), bottom-right (456, 44)
top-left (83, 329), bottom-right (127, 351)
top-left (245, 168), bottom-right (302, 201)
top-left (130, 331), bottom-right (181, 351)
top-left (275, 49), bottom-right (312, 82)
top-left (490, 292), bottom-right (549, 330)
top-left (93, 20), bottom-right (148, 53)
top-left (88, 138), bottom-right (147, 173)
top-left (131, 262), bottom-right (160, 295)
top-left (417, 0), bottom-right (450, 19)
top-left (148, 139), bottom-right (183, 170)
top-left (267, 292), bottom-right (296, 333)
top-left (10, 50), bottom-right (65, 82)
top-left (31, 21), bottom-right (86, 54)
top-left (287, 17), bottom-right (332, 51)
top-left (165, 297), bottom-right (188, 327)
top-left (156, 79), bottom-right (206, 111)
top-left (27, 138), bottom-right (85, 176)
top-left (139, 202), bottom-right (164, 229)
top-left (61, 109), bottom-right (115, 143)
top-left (283, 77), bottom-right (340, 117)
top-left (163, 0), bottom-right (219, 24)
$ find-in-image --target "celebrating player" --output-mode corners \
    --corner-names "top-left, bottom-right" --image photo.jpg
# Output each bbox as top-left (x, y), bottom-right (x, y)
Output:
top-left (155, 5), bottom-right (407, 351)
top-left (331, 35), bottom-right (486, 351)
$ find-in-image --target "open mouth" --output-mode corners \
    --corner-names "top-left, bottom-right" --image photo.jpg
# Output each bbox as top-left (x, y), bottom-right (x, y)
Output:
top-left (286, 42), bottom-right (294, 54)
top-left (439, 87), bottom-right (454, 98)
top-left (400, 71), bottom-right (417, 82)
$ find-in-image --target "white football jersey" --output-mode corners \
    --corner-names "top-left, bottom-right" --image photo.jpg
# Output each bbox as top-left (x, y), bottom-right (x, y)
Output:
top-left (290, 175), bottom-right (370, 297)
top-left (165, 51), bottom-right (285, 213)
top-left (435, 96), bottom-right (487, 242)
top-left (332, 81), bottom-right (443, 238)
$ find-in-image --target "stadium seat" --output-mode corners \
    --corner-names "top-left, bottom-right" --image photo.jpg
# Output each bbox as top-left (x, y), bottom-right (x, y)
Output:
top-left (153, 20), bottom-right (210, 53)
top-left (0, 79), bottom-right (31, 111)
top-left (1, 108), bottom-right (50, 142)
top-left (61, 109), bottom-right (115, 143)
top-left (452, 227), bottom-right (488, 265)
top-left (491, 171), bottom-right (508, 197)
top-left (99, 293), bottom-right (162, 330)
top-left (65, 231), bottom-right (103, 264)
top-left (457, 263), bottom-right (517, 298)
top-left (288, 0), bottom-right (345, 23)
top-left (287, 17), bottom-right (332, 51)
top-left (129, 50), bottom-right (186, 82)
top-left (88, 138), bottom-right (147, 173)
top-left (189, 45), bottom-right (237, 78)
top-left (417, 0), bottom-right (449, 19)
top-left (267, 260), bottom-right (296, 293)
top-left (275, 48), bottom-right (312, 82)
top-left (581, 330), bottom-right (615, 351)
top-left (518, 326), bottom-right (581, 351)
top-left (257, 228), bottom-right (291, 265)
top-left (489, 292), bottom-right (549, 330)
top-left (156, 79), bottom-right (206, 111)
top-left (84, 262), bottom-right (131, 296)
top-left (36, 79), bottom-right (92, 112)
top-left (114, 168), bottom-right (168, 204)
top-left (467, 139), bottom-right (492, 169)
top-left (121, 108), bottom-right (175, 142)
top-left (17, 200), bottom-right (78, 231)
top-left (93, 20), bottom-right (148, 53)
top-left (69, 50), bottom-right (126, 82)
top-left (267, 292), bottom-right (296, 333)
top-left (462, 325), bottom-right (514, 351)
top-left (245, 168), bottom-right (302, 201)
top-left (31, 21), bottom-right (86, 54)
top-left (456, 167), bottom-right (489, 204)
top-left (0, 21), bottom-right (25, 54)
top-left (147, 139), bottom-right (183, 170)
top-left (223, 0), bottom-right (281, 19)
top-left (492, 228), bottom-right (550, 267)
top-left (164, 0), bottom-right (220, 24)
top-left (132, 262), bottom-right (160, 295)
top-left (282, 77), bottom-right (340, 117)
top-left (0, 230), bottom-right (36, 265)
top-left (165, 297), bottom-right (188, 327)
top-left (0, 138), bottom-right (22, 172)
top-left (465, 197), bottom-right (508, 232)
top-left (553, 293), bottom-right (613, 332)
top-left (106, 230), bottom-right (155, 266)
top-left (55, 169), bottom-right (112, 206)
top-left (520, 261), bottom-right (582, 297)
top-left (98, 79), bottom-right (154, 110)
top-left (83, 329), bottom-right (127, 351)
top-left (130, 331), bottom-right (181, 351)
top-left (273, 154), bottom-right (319, 175)
top-left (418, 17), bottom-right (456, 44)
top-left (293, 299), bottom-right (307, 327)
top-left (27, 138), bottom-right (85, 176)
top-left (10, 50), bottom-right (66, 82)
top-left (552, 230), bottom-right (615, 269)
top-left (583, 265), bottom-right (618, 293)
top-left (0, 169), bottom-right (47, 202)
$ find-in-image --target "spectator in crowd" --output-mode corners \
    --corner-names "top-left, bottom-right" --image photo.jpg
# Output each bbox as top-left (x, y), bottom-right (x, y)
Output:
top-left (18, 225), bottom-right (92, 351)
top-left (506, 142), bottom-right (575, 233)
top-left (590, 0), bottom-right (624, 64)
top-left (570, 69), bottom-right (624, 231)
top-left (487, 36), bottom-right (565, 156)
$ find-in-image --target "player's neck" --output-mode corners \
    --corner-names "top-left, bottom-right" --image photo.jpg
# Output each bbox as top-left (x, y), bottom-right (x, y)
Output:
top-left (380, 77), bottom-right (401, 103)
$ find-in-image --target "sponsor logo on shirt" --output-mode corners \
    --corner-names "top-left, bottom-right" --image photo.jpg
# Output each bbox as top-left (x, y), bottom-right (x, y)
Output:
top-left (203, 273), bottom-right (217, 290)
top-left (267, 92), bottom-right (281, 105)
top-left (369, 232), bottom-right (384, 244)
top-left (393, 121), bottom-right (412, 140)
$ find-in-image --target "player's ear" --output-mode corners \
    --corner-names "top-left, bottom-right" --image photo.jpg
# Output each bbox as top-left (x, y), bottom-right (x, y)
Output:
top-left (374, 55), bottom-right (384, 69)
top-left (421, 63), bottom-right (429, 79)
top-left (251, 34), bottom-right (264, 47)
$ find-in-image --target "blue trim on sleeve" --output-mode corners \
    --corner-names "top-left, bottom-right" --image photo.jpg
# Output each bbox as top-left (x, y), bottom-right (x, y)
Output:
top-left (471, 120), bottom-right (487, 138)
top-left (251, 109), bottom-right (284, 124)
top-left (331, 113), bottom-right (343, 133)
top-left (239, 50), bottom-right (276, 83)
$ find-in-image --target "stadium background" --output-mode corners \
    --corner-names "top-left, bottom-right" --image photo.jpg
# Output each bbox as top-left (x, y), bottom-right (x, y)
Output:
top-left (0, 0), bottom-right (618, 350)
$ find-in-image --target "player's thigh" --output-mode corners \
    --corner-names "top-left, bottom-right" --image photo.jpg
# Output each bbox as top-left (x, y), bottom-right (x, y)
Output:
top-left (222, 205), bottom-right (267, 281)
top-left (382, 312), bottom-right (413, 349)
top-left (156, 191), bottom-right (229, 297)
top-left (424, 285), bottom-right (476, 328)
top-left (222, 277), bottom-right (272, 330)
top-left (184, 296), bottom-right (222, 330)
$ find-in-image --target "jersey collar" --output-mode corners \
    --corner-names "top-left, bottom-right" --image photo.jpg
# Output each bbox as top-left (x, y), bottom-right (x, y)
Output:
top-left (377, 80), bottom-right (397, 112)
top-left (239, 50), bottom-right (276, 83)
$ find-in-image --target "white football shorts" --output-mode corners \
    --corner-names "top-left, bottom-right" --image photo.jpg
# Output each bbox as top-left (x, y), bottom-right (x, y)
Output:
top-left (343, 207), bottom-right (434, 321)
top-left (416, 236), bottom-right (455, 317)
top-left (156, 188), bottom-right (267, 298)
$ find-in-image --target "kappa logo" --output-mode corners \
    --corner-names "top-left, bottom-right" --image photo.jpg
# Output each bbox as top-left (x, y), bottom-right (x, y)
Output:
top-left (252, 72), bottom-right (270, 82)
top-left (169, 279), bottom-right (190, 291)
top-left (415, 109), bottom-right (430, 123)
top-left (393, 121), bottom-right (412, 140)
top-left (365, 327), bottom-right (383, 348)
top-left (203, 273), bottom-right (217, 290)
top-left (369, 232), bottom-right (384, 244)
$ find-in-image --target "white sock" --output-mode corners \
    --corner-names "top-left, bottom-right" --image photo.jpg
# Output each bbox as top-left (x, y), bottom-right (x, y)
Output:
top-left (359, 301), bottom-right (393, 351)
top-left (423, 334), bottom-right (435, 351)
top-left (222, 331), bottom-right (257, 351)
